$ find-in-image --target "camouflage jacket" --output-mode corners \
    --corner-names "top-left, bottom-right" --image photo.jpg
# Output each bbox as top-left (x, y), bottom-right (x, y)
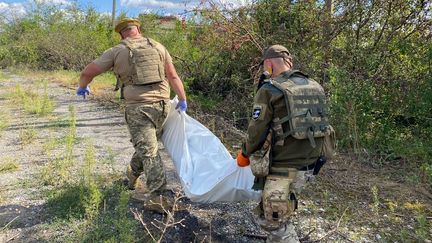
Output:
top-left (242, 70), bottom-right (325, 170)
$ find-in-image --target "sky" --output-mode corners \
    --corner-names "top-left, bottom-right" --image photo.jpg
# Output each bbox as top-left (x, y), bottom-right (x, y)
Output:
top-left (0, 0), bottom-right (252, 18)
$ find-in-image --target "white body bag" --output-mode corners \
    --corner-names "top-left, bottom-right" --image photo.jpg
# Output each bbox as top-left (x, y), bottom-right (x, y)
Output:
top-left (162, 98), bottom-right (261, 203)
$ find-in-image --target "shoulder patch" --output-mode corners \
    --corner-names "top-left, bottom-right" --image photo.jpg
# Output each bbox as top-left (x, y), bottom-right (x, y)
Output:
top-left (252, 105), bottom-right (262, 121)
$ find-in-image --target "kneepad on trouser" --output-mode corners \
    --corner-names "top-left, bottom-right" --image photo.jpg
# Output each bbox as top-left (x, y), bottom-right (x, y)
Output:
top-left (262, 173), bottom-right (298, 225)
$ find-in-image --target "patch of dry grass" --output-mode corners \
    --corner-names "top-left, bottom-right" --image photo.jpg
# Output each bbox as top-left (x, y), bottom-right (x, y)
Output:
top-left (0, 158), bottom-right (20, 173)
top-left (16, 69), bottom-right (117, 95)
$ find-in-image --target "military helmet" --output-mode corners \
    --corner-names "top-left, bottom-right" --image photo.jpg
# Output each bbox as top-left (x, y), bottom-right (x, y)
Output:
top-left (261, 45), bottom-right (291, 64)
top-left (114, 18), bottom-right (141, 33)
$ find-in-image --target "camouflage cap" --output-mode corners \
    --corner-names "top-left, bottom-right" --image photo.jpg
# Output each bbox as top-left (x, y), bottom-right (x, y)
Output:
top-left (114, 18), bottom-right (141, 33)
top-left (261, 45), bottom-right (291, 64)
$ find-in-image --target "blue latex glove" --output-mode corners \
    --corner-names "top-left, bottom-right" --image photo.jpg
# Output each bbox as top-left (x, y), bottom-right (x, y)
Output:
top-left (175, 100), bottom-right (187, 112)
top-left (76, 86), bottom-right (90, 98)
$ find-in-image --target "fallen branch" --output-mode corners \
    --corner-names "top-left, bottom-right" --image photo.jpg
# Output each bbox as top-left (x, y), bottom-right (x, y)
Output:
top-left (132, 208), bottom-right (157, 242)
top-left (299, 228), bottom-right (316, 242)
top-left (0, 216), bottom-right (19, 232)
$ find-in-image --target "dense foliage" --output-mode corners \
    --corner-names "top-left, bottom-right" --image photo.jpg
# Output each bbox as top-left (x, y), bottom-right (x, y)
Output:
top-left (0, 0), bottom-right (431, 183)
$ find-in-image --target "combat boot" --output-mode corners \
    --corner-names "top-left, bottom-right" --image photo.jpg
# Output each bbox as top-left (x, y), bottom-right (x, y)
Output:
top-left (130, 175), bottom-right (151, 201)
top-left (126, 166), bottom-right (140, 190)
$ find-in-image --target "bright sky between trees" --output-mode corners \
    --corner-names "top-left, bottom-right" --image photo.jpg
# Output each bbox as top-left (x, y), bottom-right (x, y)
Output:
top-left (0, 0), bottom-right (252, 18)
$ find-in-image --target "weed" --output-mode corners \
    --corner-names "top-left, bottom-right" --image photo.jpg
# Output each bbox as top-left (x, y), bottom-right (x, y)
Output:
top-left (64, 105), bottom-right (76, 163)
top-left (43, 136), bottom-right (60, 155)
top-left (80, 141), bottom-right (102, 220)
top-left (19, 125), bottom-right (37, 145)
top-left (370, 185), bottom-right (380, 214)
top-left (414, 214), bottom-right (430, 240)
top-left (0, 158), bottom-right (19, 173)
top-left (0, 111), bottom-right (10, 134)
top-left (45, 142), bottom-right (102, 220)
top-left (0, 71), bottom-right (9, 80)
top-left (102, 146), bottom-right (117, 174)
top-left (80, 185), bottom-right (137, 242)
top-left (9, 82), bottom-right (54, 115)
top-left (40, 106), bottom-right (77, 186)
top-left (403, 201), bottom-right (426, 212)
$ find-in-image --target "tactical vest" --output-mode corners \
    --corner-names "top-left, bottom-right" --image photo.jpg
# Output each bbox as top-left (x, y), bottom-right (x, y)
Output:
top-left (270, 70), bottom-right (330, 148)
top-left (118, 37), bottom-right (165, 86)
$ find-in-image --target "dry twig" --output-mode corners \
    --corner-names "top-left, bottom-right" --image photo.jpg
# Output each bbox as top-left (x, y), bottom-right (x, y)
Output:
top-left (313, 206), bottom-right (350, 242)
top-left (132, 189), bottom-right (187, 243)
top-left (0, 216), bottom-right (19, 232)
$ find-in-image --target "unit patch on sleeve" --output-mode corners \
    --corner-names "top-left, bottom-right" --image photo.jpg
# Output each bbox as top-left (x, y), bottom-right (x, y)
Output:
top-left (252, 105), bottom-right (262, 121)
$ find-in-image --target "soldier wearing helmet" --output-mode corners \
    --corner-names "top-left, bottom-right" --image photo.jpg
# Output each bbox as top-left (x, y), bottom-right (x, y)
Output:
top-left (77, 18), bottom-right (187, 204)
top-left (237, 45), bottom-right (336, 242)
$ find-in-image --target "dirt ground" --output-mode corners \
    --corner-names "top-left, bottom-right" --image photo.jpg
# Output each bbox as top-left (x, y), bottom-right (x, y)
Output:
top-left (0, 70), bottom-right (431, 242)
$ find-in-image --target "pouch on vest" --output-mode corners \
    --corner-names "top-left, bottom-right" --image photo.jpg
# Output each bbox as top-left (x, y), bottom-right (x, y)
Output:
top-left (120, 38), bottom-right (165, 86)
top-left (250, 149), bottom-right (270, 177)
top-left (262, 174), bottom-right (298, 227)
top-left (271, 70), bottom-right (331, 148)
top-left (322, 124), bottom-right (336, 160)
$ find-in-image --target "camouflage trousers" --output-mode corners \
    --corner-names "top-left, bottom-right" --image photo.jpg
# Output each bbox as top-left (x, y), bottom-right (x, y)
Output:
top-left (253, 169), bottom-right (315, 242)
top-left (125, 100), bottom-right (170, 192)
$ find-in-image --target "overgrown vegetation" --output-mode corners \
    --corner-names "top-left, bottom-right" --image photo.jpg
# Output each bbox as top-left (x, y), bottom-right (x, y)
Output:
top-left (2, 1), bottom-right (430, 183)
top-left (0, 2), bottom-right (431, 240)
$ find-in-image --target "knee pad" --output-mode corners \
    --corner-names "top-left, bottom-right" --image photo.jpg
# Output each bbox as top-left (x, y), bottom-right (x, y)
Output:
top-left (262, 175), bottom-right (298, 226)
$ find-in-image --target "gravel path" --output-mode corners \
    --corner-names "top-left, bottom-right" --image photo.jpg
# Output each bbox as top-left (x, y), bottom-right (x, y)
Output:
top-left (0, 71), bottom-right (266, 242)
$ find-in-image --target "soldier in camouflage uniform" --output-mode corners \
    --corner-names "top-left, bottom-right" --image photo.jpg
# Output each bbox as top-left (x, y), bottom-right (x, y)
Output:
top-left (77, 18), bottom-right (187, 199)
top-left (237, 45), bottom-right (335, 242)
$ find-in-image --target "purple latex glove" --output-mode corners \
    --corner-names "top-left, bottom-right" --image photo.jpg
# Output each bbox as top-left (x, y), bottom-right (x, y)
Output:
top-left (76, 86), bottom-right (90, 99)
top-left (175, 100), bottom-right (187, 112)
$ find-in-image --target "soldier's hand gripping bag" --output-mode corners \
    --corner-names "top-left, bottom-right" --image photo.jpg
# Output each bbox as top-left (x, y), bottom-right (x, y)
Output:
top-left (262, 175), bottom-right (297, 227)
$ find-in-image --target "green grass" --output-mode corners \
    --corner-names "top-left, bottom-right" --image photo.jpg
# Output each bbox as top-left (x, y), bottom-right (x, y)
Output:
top-left (0, 71), bottom-right (9, 81)
top-left (9, 82), bottom-right (55, 115)
top-left (40, 110), bottom-right (137, 241)
top-left (40, 105), bottom-right (77, 186)
top-left (21, 70), bottom-right (117, 92)
top-left (19, 125), bottom-right (37, 145)
top-left (44, 142), bottom-right (137, 242)
top-left (0, 158), bottom-right (19, 173)
top-left (0, 111), bottom-right (9, 134)
top-left (189, 92), bottom-right (222, 111)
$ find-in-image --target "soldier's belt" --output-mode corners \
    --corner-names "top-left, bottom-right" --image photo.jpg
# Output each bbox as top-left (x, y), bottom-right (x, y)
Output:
top-left (269, 167), bottom-right (298, 179)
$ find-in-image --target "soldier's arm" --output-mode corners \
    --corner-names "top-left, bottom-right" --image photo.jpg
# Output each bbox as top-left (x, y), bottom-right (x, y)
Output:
top-left (79, 63), bottom-right (104, 88)
top-left (79, 48), bottom-right (114, 88)
top-left (242, 87), bottom-right (274, 156)
top-left (165, 61), bottom-right (186, 101)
